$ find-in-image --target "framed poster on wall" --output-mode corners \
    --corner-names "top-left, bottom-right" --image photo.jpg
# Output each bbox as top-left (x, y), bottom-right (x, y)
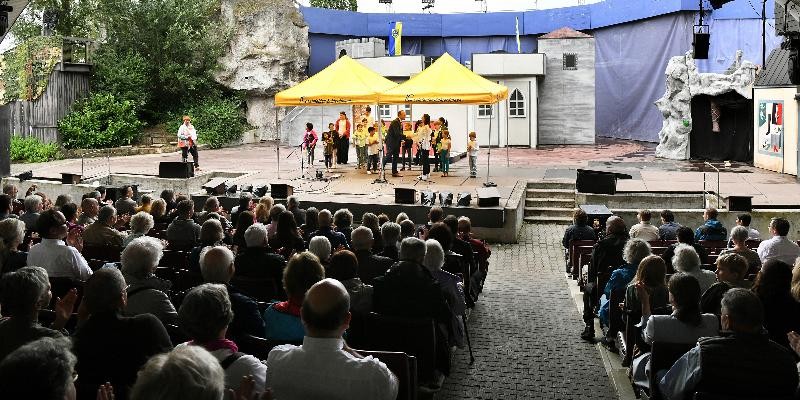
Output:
top-left (758, 100), bottom-right (784, 157)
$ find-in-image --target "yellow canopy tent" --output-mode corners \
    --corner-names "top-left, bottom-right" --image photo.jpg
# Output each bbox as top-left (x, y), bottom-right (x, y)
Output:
top-left (273, 56), bottom-right (396, 179)
top-left (379, 53), bottom-right (508, 186)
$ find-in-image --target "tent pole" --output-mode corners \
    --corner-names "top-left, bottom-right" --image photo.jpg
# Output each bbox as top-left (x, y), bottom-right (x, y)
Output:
top-left (483, 103), bottom-right (496, 187)
top-left (276, 107), bottom-right (280, 179)
top-left (375, 103), bottom-right (387, 184)
top-left (506, 97), bottom-right (510, 167)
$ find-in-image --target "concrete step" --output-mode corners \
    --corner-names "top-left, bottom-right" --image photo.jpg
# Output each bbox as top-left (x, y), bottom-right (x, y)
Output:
top-left (525, 197), bottom-right (576, 209)
top-left (527, 180), bottom-right (576, 190)
top-left (524, 207), bottom-right (575, 218)
top-left (524, 215), bottom-right (573, 224)
top-left (526, 188), bottom-right (575, 199)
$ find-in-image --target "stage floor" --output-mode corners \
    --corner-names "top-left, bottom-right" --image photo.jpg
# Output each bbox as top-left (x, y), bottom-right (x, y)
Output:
top-left (10, 138), bottom-right (800, 208)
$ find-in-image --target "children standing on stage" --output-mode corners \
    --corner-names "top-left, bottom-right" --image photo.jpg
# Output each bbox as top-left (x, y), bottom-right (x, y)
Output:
top-left (366, 126), bottom-right (380, 174)
top-left (354, 118), bottom-right (368, 169)
top-left (439, 128), bottom-right (452, 177)
top-left (329, 122), bottom-right (339, 165)
top-left (303, 123), bottom-right (318, 165)
top-left (430, 120), bottom-right (441, 172)
top-left (401, 121), bottom-right (414, 171)
top-left (467, 131), bottom-right (479, 178)
top-left (322, 124), bottom-right (336, 172)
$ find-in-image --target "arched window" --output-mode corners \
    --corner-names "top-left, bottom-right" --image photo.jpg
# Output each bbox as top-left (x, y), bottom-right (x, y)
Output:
top-left (509, 89), bottom-right (525, 118)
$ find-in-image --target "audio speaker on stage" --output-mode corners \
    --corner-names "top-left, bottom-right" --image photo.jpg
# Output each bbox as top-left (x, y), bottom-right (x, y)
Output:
top-left (203, 178), bottom-right (228, 195)
top-left (456, 192), bottom-right (472, 207)
top-left (477, 187), bottom-right (500, 207)
top-left (394, 188), bottom-right (416, 204)
top-left (159, 162), bottom-right (194, 179)
top-left (725, 196), bottom-right (753, 212)
top-left (61, 173), bottom-right (81, 184)
top-left (576, 169), bottom-right (617, 195)
top-left (421, 191), bottom-right (436, 206)
top-left (270, 183), bottom-right (293, 199)
top-left (439, 191), bottom-right (454, 207)
top-left (693, 32), bottom-right (710, 59)
top-left (17, 170), bottom-right (32, 181)
top-left (253, 185), bottom-right (268, 197)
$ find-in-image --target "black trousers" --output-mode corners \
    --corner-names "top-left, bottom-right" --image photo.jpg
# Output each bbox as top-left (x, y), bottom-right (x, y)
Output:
top-left (582, 282), bottom-right (597, 325)
top-left (382, 148), bottom-right (400, 174)
top-left (338, 137), bottom-right (350, 163)
top-left (181, 145), bottom-right (198, 167)
top-left (420, 149), bottom-right (430, 175)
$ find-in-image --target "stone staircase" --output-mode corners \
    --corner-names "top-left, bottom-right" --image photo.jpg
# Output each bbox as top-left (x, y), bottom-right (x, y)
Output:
top-left (524, 180), bottom-right (577, 224)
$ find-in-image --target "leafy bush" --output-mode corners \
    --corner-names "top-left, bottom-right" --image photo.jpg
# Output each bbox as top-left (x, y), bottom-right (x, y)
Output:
top-left (10, 136), bottom-right (61, 163)
top-left (0, 36), bottom-right (62, 103)
top-left (310, 0), bottom-right (357, 10)
top-left (165, 98), bottom-right (246, 149)
top-left (58, 93), bottom-right (143, 149)
top-left (92, 48), bottom-right (151, 109)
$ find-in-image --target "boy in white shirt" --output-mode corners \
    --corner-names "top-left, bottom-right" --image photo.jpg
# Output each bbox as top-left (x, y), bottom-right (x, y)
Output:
top-left (467, 131), bottom-right (479, 178)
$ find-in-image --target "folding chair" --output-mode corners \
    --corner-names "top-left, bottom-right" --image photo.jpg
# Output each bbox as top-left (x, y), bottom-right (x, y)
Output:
top-left (357, 350), bottom-right (418, 400)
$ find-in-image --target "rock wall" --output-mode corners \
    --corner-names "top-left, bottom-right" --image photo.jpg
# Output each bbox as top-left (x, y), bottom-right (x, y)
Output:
top-left (215, 0), bottom-right (310, 142)
top-left (655, 50), bottom-right (758, 159)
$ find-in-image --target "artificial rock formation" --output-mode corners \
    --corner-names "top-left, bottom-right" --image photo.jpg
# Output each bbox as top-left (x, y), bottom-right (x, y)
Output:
top-left (216, 0), bottom-right (310, 142)
top-left (655, 50), bottom-right (758, 159)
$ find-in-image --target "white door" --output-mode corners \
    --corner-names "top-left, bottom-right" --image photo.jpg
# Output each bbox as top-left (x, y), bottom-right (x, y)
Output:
top-left (506, 82), bottom-right (530, 146)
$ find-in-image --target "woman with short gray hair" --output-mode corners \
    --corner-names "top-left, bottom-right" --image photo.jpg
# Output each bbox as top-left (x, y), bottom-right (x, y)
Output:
top-left (121, 237), bottom-right (177, 325)
top-left (598, 239), bottom-right (653, 330)
top-left (0, 337), bottom-right (80, 399)
top-left (719, 225), bottom-right (761, 274)
top-left (308, 236), bottom-right (332, 266)
top-left (0, 218), bottom-right (27, 273)
top-left (124, 211), bottom-right (155, 247)
top-left (177, 283), bottom-right (267, 392)
top-left (673, 244), bottom-right (716, 293)
top-left (130, 345), bottom-right (225, 400)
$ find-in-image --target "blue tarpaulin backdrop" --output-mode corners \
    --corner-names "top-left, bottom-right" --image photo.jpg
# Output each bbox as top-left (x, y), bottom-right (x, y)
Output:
top-left (301, 0), bottom-right (782, 142)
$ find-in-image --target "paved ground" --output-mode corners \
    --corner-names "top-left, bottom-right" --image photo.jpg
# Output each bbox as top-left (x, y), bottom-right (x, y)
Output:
top-left (437, 224), bottom-right (617, 400)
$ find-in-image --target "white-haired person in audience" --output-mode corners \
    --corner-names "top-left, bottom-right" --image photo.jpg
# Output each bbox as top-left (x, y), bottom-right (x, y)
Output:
top-left (27, 209), bottom-right (92, 281)
top-left (263, 251), bottom-right (325, 342)
top-left (130, 346), bottom-right (226, 400)
top-left (351, 226), bottom-right (394, 285)
top-left (719, 225), bottom-right (762, 275)
top-left (0, 266), bottom-right (78, 361)
top-left (83, 205), bottom-right (127, 247)
top-left (327, 249), bottom-right (373, 314)
top-left (308, 235), bottom-right (332, 268)
top-left (20, 194), bottom-right (42, 230)
top-left (266, 278), bottom-right (398, 399)
top-left (200, 246), bottom-right (265, 340)
top-left (310, 209), bottom-right (348, 250)
top-left (121, 237), bottom-right (177, 325)
top-left (598, 238), bottom-right (652, 334)
top-left (424, 239), bottom-right (466, 348)
top-left (73, 267), bottom-right (172, 399)
top-left (378, 222), bottom-right (401, 261)
top-left (757, 217), bottom-right (800, 265)
top-left (700, 253), bottom-right (752, 317)
top-left (177, 283), bottom-right (267, 392)
top-left (395, 212), bottom-right (410, 224)
top-left (123, 211), bottom-right (155, 247)
top-left (0, 218), bottom-right (27, 273)
top-left (234, 223), bottom-right (286, 290)
top-left (189, 219), bottom-right (225, 273)
top-left (672, 243), bottom-right (716, 293)
top-left (631, 273), bottom-right (719, 390)
top-left (660, 289), bottom-right (798, 400)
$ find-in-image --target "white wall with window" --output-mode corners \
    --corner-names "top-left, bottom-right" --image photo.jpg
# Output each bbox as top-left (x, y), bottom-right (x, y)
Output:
top-left (477, 105), bottom-right (493, 118)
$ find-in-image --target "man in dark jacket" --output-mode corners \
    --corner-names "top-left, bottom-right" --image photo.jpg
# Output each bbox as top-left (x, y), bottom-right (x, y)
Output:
top-left (582, 216), bottom-right (628, 341)
top-left (695, 207), bottom-right (727, 241)
top-left (351, 226), bottom-right (395, 285)
top-left (384, 110), bottom-right (405, 177)
top-left (660, 289), bottom-right (798, 400)
top-left (310, 209), bottom-right (348, 250)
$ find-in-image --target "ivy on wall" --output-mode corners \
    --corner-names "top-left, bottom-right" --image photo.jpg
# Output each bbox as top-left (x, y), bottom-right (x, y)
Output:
top-left (0, 36), bottom-right (62, 104)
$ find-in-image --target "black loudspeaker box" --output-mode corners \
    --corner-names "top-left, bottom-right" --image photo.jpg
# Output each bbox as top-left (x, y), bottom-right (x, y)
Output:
top-left (394, 188), bottom-right (416, 204)
top-left (456, 192), bottom-right (472, 207)
top-left (576, 169), bottom-right (617, 195)
top-left (159, 162), bottom-right (194, 179)
top-left (693, 32), bottom-right (710, 59)
top-left (439, 191), bottom-right (454, 207)
top-left (726, 196), bottom-right (753, 212)
top-left (203, 178), bottom-right (228, 195)
top-left (61, 173), bottom-right (81, 184)
top-left (477, 187), bottom-right (500, 207)
top-left (421, 191), bottom-right (436, 206)
top-left (271, 183), bottom-right (294, 199)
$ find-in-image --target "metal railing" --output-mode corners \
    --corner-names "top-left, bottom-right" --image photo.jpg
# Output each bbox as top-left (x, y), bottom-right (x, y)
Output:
top-left (702, 161), bottom-right (721, 208)
top-left (80, 148), bottom-right (112, 184)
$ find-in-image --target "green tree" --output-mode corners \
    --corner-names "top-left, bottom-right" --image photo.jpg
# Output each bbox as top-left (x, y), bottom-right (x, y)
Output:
top-left (310, 0), bottom-right (357, 11)
top-left (10, 0), bottom-right (99, 41)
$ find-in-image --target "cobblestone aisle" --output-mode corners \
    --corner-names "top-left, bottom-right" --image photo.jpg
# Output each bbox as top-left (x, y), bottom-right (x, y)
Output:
top-left (437, 224), bottom-right (617, 399)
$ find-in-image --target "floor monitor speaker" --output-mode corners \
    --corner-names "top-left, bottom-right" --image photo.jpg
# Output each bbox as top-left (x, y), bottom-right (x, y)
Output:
top-left (202, 178), bottom-right (228, 195)
top-left (394, 188), bottom-right (416, 204)
top-left (159, 162), bottom-right (194, 179)
top-left (456, 192), bottom-right (472, 207)
top-left (576, 169), bottom-right (617, 195)
top-left (476, 187), bottom-right (500, 207)
top-left (725, 196), bottom-right (753, 212)
top-left (270, 183), bottom-right (294, 199)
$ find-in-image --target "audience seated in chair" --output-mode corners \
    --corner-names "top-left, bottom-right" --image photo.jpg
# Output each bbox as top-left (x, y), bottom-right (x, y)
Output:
top-left (130, 345), bottom-right (229, 400)
top-left (583, 216), bottom-right (628, 340)
top-left (308, 236), bottom-right (332, 269)
top-left (334, 208), bottom-right (354, 248)
top-left (563, 208), bottom-right (598, 250)
top-left (114, 185), bottom-right (137, 216)
top-left (230, 193), bottom-right (254, 227)
top-left (73, 267), bottom-right (172, 400)
top-left (27, 209), bottom-right (92, 281)
top-left (719, 225), bottom-right (762, 275)
top-left (624, 254), bottom-right (669, 327)
top-left (328, 249), bottom-right (373, 315)
top-left (310, 209), bottom-right (349, 251)
top-left (231, 210), bottom-right (255, 252)
top-left (82, 205), bottom-right (127, 247)
top-left (189, 219), bottom-right (225, 273)
top-left (123, 211), bottom-right (154, 247)
top-left (121, 237), bottom-right (177, 325)
top-left (0, 266), bottom-right (76, 361)
top-left (268, 210), bottom-right (305, 254)
top-left (135, 193), bottom-right (152, 214)
top-left (659, 289), bottom-right (798, 400)
top-left (176, 283), bottom-right (267, 392)
top-left (0, 218), bottom-right (27, 273)
top-left (300, 207), bottom-right (318, 244)
top-left (443, 215), bottom-right (476, 272)
top-left (400, 219), bottom-right (416, 241)
top-left (197, 196), bottom-right (231, 229)
top-left (19, 194), bottom-right (42, 231)
top-left (458, 216), bottom-right (491, 271)
top-left (658, 209), bottom-right (681, 241)
top-left (752, 259), bottom-right (800, 349)
top-left (263, 251), bottom-right (325, 342)
top-left (661, 226), bottom-right (709, 273)
top-left (598, 239), bottom-right (653, 344)
top-left (266, 278), bottom-right (398, 399)
top-left (200, 246), bottom-right (265, 341)
top-left (694, 207), bottom-right (727, 242)
top-left (149, 198), bottom-right (174, 225)
top-left (0, 194), bottom-right (16, 221)
top-left (631, 273), bottom-right (719, 390)
top-left (234, 223), bottom-right (286, 285)
top-left (700, 253), bottom-right (751, 317)
top-left (286, 195), bottom-right (306, 226)
top-left (378, 222), bottom-right (401, 261)
top-left (630, 209), bottom-right (660, 242)
top-left (166, 200), bottom-right (201, 248)
top-left (264, 204), bottom-right (286, 239)
top-left (728, 213), bottom-right (760, 246)
top-left (424, 239), bottom-right (466, 348)
top-left (757, 217), bottom-right (800, 265)
top-left (361, 212), bottom-right (384, 253)
top-left (351, 226), bottom-right (394, 285)
top-left (0, 337), bottom-right (86, 400)
top-left (672, 244), bottom-right (716, 294)
top-left (77, 197), bottom-right (99, 226)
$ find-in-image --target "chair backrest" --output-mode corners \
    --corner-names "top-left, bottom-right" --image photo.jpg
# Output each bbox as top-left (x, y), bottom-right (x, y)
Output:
top-left (47, 277), bottom-right (84, 312)
top-left (159, 250), bottom-right (190, 270)
top-left (648, 341), bottom-right (696, 400)
top-left (82, 244), bottom-right (123, 262)
top-left (165, 323), bottom-right (188, 345)
top-left (230, 276), bottom-right (279, 303)
top-left (357, 350), bottom-right (418, 400)
top-left (172, 269), bottom-right (203, 292)
top-left (363, 312), bottom-right (438, 382)
top-left (237, 334), bottom-right (302, 361)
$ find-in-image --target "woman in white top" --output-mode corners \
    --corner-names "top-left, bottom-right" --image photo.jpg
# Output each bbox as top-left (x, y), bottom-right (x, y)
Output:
top-left (177, 115), bottom-right (199, 169)
top-left (631, 273), bottom-right (719, 388)
top-left (416, 114), bottom-right (432, 180)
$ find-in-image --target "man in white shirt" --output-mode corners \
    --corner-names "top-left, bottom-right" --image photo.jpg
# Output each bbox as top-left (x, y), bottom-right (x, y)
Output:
top-left (27, 209), bottom-right (93, 281)
top-left (267, 278), bottom-right (398, 399)
top-left (757, 217), bottom-right (800, 265)
top-left (629, 209), bottom-right (660, 242)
